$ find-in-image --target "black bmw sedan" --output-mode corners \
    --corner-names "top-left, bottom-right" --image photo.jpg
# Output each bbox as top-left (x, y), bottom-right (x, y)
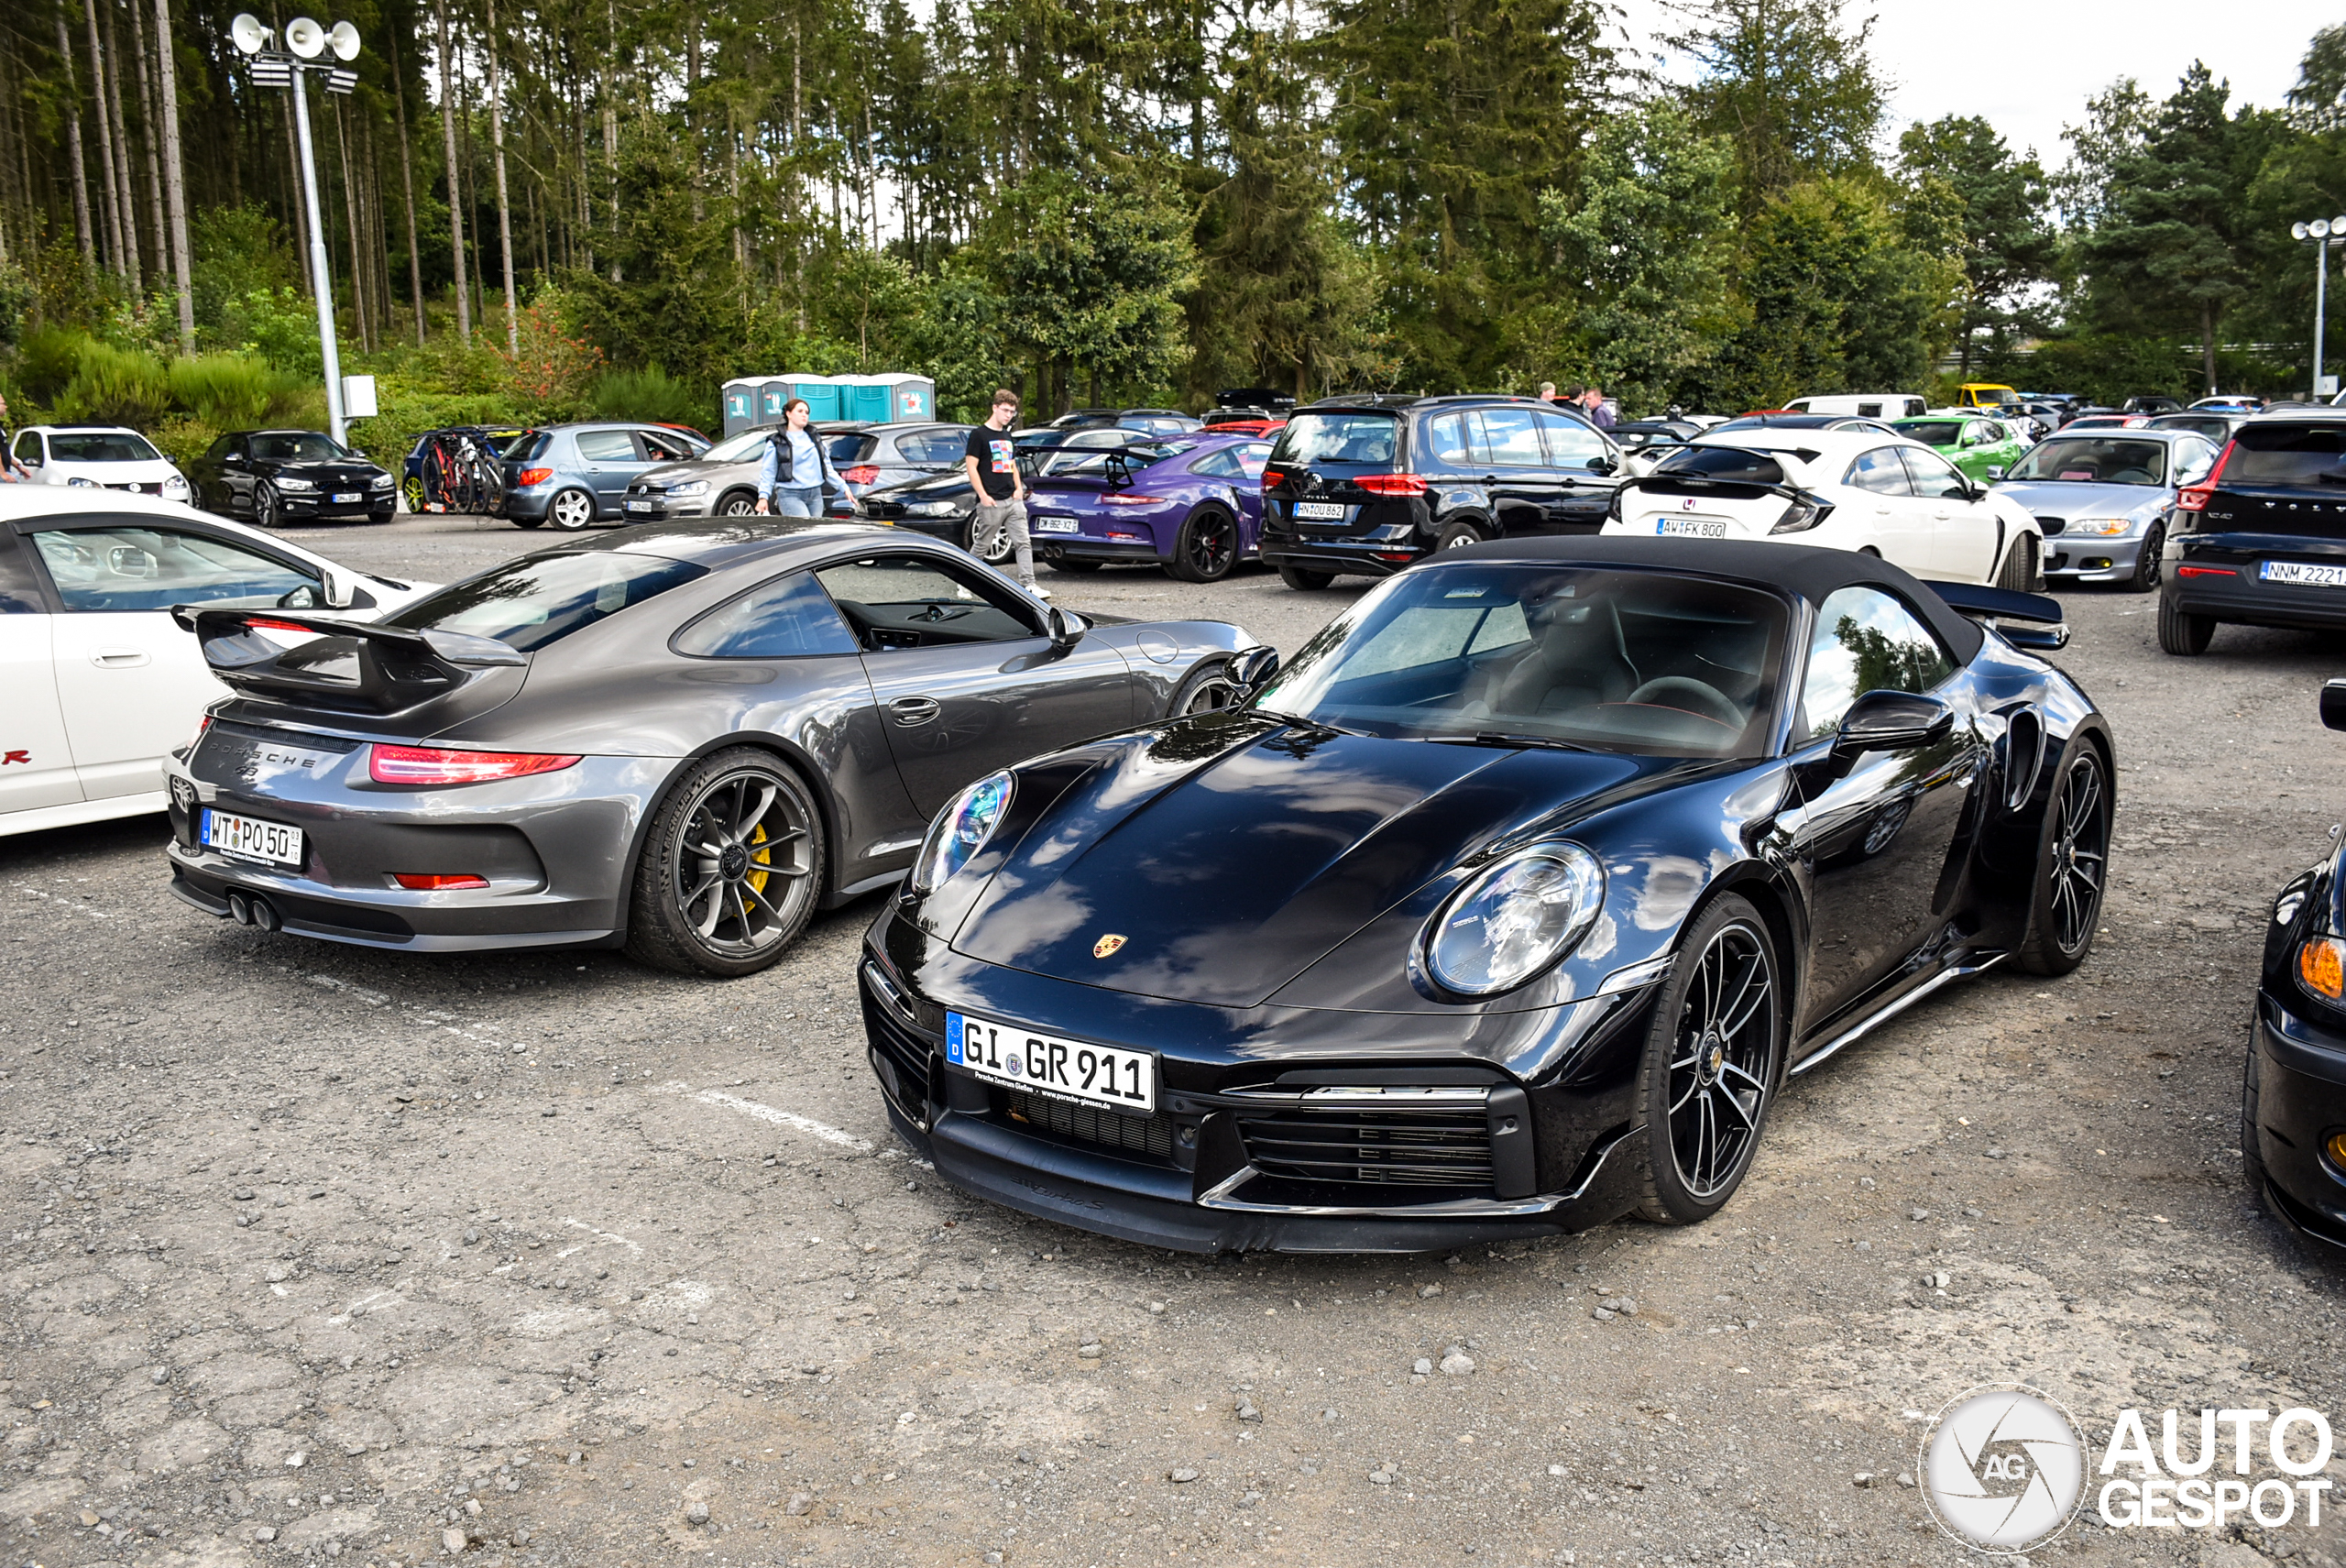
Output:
top-left (187, 429), bottom-right (398, 527)
top-left (160, 521), bottom-right (1253, 976)
top-left (2244, 679), bottom-right (2346, 1248)
top-left (860, 537), bottom-right (2113, 1253)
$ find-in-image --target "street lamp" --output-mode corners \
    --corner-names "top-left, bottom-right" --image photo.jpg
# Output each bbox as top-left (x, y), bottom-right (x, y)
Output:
top-left (2291, 216), bottom-right (2346, 402)
top-left (232, 12), bottom-right (362, 446)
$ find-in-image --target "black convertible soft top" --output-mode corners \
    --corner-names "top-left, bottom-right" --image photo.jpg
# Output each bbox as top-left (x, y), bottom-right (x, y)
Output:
top-left (1436, 535), bottom-right (1986, 663)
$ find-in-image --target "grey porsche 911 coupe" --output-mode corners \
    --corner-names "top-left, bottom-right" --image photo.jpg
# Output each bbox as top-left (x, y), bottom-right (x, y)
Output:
top-left (159, 521), bottom-right (1255, 975)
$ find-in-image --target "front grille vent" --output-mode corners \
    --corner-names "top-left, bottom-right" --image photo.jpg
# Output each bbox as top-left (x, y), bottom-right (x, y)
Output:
top-left (1007, 1090), bottom-right (1173, 1160)
top-left (860, 990), bottom-right (934, 1113)
top-left (1240, 1106), bottom-right (1494, 1189)
top-left (2034, 514), bottom-right (2066, 536)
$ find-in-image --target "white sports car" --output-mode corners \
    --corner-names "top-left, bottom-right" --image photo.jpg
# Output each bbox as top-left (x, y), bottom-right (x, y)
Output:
top-left (1601, 425), bottom-right (2046, 588)
top-left (0, 488), bottom-right (435, 838)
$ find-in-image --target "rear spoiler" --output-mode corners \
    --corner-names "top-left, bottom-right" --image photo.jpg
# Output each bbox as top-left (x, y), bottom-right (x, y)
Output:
top-left (1923, 580), bottom-right (2069, 652)
top-left (171, 605), bottom-right (525, 714)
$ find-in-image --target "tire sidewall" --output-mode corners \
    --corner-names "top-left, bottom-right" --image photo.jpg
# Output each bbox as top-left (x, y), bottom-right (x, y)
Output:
top-left (255, 483), bottom-right (278, 529)
top-left (1437, 521), bottom-right (1487, 551)
top-left (625, 750), bottom-right (824, 978)
top-left (2015, 736), bottom-right (2110, 975)
top-left (2127, 522), bottom-right (2165, 593)
top-left (551, 488), bottom-right (595, 531)
top-left (1169, 508), bottom-right (1236, 583)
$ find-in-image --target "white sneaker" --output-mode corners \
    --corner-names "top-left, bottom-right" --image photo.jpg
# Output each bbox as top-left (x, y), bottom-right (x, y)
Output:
top-left (1028, 583), bottom-right (1053, 599)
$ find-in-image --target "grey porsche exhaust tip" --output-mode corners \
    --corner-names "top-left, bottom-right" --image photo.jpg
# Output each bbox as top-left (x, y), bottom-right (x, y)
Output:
top-left (225, 892), bottom-right (281, 932)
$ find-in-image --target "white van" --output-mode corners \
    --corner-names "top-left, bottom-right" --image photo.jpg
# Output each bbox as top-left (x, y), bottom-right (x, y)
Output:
top-left (1786, 394), bottom-right (1927, 421)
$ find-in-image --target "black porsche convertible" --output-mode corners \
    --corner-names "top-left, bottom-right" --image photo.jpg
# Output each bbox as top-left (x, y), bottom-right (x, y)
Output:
top-left (859, 537), bottom-right (2113, 1253)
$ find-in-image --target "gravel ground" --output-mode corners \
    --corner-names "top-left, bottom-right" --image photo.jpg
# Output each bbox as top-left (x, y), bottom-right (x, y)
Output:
top-left (4, 512), bottom-right (2345, 1568)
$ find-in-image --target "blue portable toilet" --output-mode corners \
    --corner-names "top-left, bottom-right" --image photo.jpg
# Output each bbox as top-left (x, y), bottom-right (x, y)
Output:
top-left (793, 378), bottom-right (845, 422)
top-left (720, 379), bottom-right (758, 436)
top-left (882, 375), bottom-right (936, 421)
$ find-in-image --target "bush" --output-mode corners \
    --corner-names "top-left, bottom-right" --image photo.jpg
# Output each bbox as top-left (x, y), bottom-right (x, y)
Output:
top-left (55, 341), bottom-right (170, 428)
top-left (344, 378), bottom-right (525, 468)
top-left (209, 286), bottom-right (323, 375)
top-left (589, 365), bottom-right (708, 431)
top-left (16, 327), bottom-right (93, 404)
top-left (168, 354), bottom-right (310, 428)
top-left (151, 415), bottom-right (222, 469)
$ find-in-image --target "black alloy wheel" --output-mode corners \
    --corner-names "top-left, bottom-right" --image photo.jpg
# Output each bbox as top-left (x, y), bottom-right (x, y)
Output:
top-left (625, 749), bottom-right (823, 977)
top-left (718, 492), bottom-right (759, 517)
top-left (2157, 591), bottom-right (2214, 654)
top-left (2015, 740), bottom-right (2110, 975)
top-left (253, 481), bottom-right (280, 530)
top-left (1276, 562), bottom-right (1334, 590)
top-left (1166, 508), bottom-right (1238, 583)
top-left (1168, 660), bottom-right (1239, 717)
top-left (1630, 894), bottom-right (1782, 1224)
top-left (2124, 522), bottom-right (2165, 593)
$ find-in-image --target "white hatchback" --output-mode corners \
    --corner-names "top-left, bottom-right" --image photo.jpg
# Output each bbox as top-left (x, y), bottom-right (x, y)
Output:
top-left (12, 423), bottom-right (194, 503)
top-left (0, 488), bottom-right (437, 838)
top-left (1601, 428), bottom-right (2045, 587)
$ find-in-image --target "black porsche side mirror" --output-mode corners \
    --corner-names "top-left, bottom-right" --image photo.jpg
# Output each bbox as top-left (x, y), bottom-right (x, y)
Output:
top-left (1831, 691), bottom-right (1954, 759)
top-left (1228, 644), bottom-right (1280, 695)
top-left (2322, 679), bottom-right (2346, 732)
top-left (1046, 606), bottom-right (1084, 650)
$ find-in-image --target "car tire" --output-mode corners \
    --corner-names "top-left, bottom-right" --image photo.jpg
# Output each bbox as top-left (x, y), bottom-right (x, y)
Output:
top-left (2242, 1032), bottom-right (2277, 1222)
top-left (548, 488), bottom-right (596, 531)
top-left (717, 491), bottom-right (759, 517)
top-left (961, 513), bottom-right (1016, 565)
top-left (1277, 563), bottom-right (1334, 590)
top-left (2013, 739), bottom-right (2111, 976)
top-left (1994, 533), bottom-right (2039, 592)
top-left (1627, 893), bottom-right (1783, 1226)
top-left (624, 748), bottom-right (825, 979)
top-left (253, 482), bottom-right (280, 531)
top-left (1435, 521), bottom-right (1486, 551)
top-left (1047, 556), bottom-right (1103, 574)
top-left (2156, 591), bottom-right (2215, 655)
top-left (400, 475), bottom-right (426, 512)
top-left (1165, 508), bottom-right (1239, 583)
top-left (1167, 659), bottom-right (1238, 718)
top-left (2123, 522), bottom-right (2165, 593)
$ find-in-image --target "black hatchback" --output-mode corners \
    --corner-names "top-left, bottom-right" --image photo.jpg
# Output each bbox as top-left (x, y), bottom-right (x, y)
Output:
top-left (1257, 395), bottom-right (1628, 589)
top-left (2161, 411), bottom-right (2346, 654)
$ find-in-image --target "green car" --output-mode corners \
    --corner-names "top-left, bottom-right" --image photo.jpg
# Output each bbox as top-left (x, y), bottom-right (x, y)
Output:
top-left (1892, 414), bottom-right (2031, 484)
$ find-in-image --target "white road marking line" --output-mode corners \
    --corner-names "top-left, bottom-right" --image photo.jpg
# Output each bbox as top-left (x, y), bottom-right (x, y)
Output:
top-left (560, 1217), bottom-right (641, 1255)
top-left (13, 883), bottom-right (117, 920)
top-left (658, 1080), bottom-right (873, 1151)
top-left (303, 972), bottom-right (389, 1006)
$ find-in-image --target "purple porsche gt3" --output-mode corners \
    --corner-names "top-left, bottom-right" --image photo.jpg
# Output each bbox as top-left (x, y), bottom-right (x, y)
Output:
top-left (1025, 432), bottom-right (1274, 582)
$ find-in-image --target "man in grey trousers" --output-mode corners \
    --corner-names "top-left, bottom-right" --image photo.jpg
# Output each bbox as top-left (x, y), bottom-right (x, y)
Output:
top-left (961, 389), bottom-right (1048, 598)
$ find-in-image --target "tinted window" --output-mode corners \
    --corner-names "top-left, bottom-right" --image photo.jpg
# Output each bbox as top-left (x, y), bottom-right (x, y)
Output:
top-left (640, 430), bottom-right (697, 462)
top-left (1425, 411), bottom-right (1476, 466)
top-left (248, 433), bottom-right (348, 462)
top-left (0, 532), bottom-right (49, 613)
top-left (1900, 448), bottom-right (1972, 499)
top-left (510, 432), bottom-right (552, 463)
top-left (1652, 446), bottom-right (1789, 487)
top-left (12, 432), bottom-right (39, 463)
top-left (2005, 437), bottom-right (2168, 486)
top-left (386, 551), bottom-right (707, 651)
top-left (1269, 411), bottom-right (1398, 466)
top-left (893, 429), bottom-right (969, 465)
top-left (47, 432), bottom-right (163, 463)
top-left (31, 524), bottom-right (315, 613)
top-left (674, 571), bottom-right (860, 658)
top-left (815, 554), bottom-right (1037, 647)
top-left (827, 433), bottom-right (880, 463)
top-left (1189, 446), bottom-right (1247, 479)
top-left (1799, 587), bottom-right (1954, 739)
top-left (1845, 447), bottom-right (1913, 495)
top-left (2225, 425), bottom-right (2346, 488)
top-left (1896, 421), bottom-right (1965, 446)
top-left (1252, 565), bottom-right (1788, 757)
top-left (1536, 411), bottom-right (1609, 469)
top-left (573, 430), bottom-right (637, 462)
top-left (1476, 408), bottom-right (1545, 466)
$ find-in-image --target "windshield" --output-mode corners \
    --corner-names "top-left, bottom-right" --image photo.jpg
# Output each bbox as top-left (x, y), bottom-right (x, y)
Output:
top-left (49, 432), bottom-right (163, 462)
top-left (2005, 437), bottom-right (2168, 486)
top-left (250, 433), bottom-right (351, 463)
top-left (1250, 564), bottom-right (1788, 757)
top-left (1895, 421), bottom-right (1968, 447)
top-left (385, 550), bottom-right (707, 652)
top-left (1268, 411), bottom-right (1398, 466)
top-left (2225, 425), bottom-right (2346, 488)
top-left (700, 429), bottom-right (774, 463)
top-left (1967, 388), bottom-right (2020, 405)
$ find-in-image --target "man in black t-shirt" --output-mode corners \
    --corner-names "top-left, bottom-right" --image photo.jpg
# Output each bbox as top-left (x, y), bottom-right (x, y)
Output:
top-left (960, 389), bottom-right (1045, 597)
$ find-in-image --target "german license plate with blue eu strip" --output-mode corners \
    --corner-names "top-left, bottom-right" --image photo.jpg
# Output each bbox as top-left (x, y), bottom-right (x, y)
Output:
top-left (946, 1012), bottom-right (1156, 1113)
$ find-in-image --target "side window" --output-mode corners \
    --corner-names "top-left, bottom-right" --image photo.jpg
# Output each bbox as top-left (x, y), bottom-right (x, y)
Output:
top-left (674, 570), bottom-right (861, 659)
top-left (1238, 443), bottom-right (1271, 478)
top-left (813, 553), bottom-right (1039, 649)
top-left (15, 432), bottom-right (43, 464)
top-left (638, 430), bottom-right (696, 462)
top-left (1424, 411), bottom-right (1476, 467)
top-left (573, 430), bottom-right (636, 462)
top-left (30, 525), bottom-right (318, 614)
top-left (2175, 439), bottom-right (2216, 485)
top-left (897, 430), bottom-right (965, 465)
top-left (1189, 447), bottom-right (1243, 480)
top-left (0, 532), bottom-right (48, 613)
top-left (1900, 447), bottom-right (1972, 499)
top-left (1475, 408), bottom-right (1546, 467)
top-left (1845, 447), bottom-right (1913, 496)
top-left (1534, 411), bottom-right (1608, 470)
top-left (1798, 587), bottom-right (1956, 739)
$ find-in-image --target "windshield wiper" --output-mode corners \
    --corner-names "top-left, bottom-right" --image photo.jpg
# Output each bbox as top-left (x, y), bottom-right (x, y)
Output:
top-left (1250, 707), bottom-right (1361, 736)
top-left (1422, 730), bottom-right (1596, 752)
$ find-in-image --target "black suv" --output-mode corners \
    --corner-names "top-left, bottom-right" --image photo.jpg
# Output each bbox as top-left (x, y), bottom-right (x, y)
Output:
top-left (1257, 394), bottom-right (1629, 588)
top-left (2162, 410), bottom-right (2346, 655)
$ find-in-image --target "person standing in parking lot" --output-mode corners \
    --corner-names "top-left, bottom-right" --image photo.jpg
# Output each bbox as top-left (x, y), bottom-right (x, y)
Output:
top-left (753, 399), bottom-right (839, 518)
top-left (963, 389), bottom-right (1047, 598)
top-left (1580, 384), bottom-right (1617, 430)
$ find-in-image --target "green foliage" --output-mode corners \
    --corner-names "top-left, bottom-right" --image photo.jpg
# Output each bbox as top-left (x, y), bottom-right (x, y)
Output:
top-left (0, 261), bottom-right (33, 352)
top-left (992, 171), bottom-right (1196, 408)
top-left (16, 327), bottom-right (93, 405)
top-left (812, 249), bottom-right (924, 372)
top-left (590, 366), bottom-right (709, 430)
top-left (54, 342), bottom-right (170, 429)
top-left (207, 287), bottom-right (325, 376)
top-left (1665, 0), bottom-right (1886, 207)
top-left (341, 380), bottom-right (513, 468)
top-left (166, 355), bottom-right (312, 429)
top-left (1897, 116), bottom-right (2055, 370)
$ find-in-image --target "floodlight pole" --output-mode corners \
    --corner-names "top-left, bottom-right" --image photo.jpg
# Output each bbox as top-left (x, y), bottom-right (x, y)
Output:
top-left (2319, 239), bottom-right (2330, 402)
top-left (287, 71), bottom-right (347, 446)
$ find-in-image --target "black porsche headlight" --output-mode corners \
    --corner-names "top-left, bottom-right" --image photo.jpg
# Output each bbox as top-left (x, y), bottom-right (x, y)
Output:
top-left (909, 771), bottom-right (1014, 894)
top-left (1420, 842), bottom-right (1606, 997)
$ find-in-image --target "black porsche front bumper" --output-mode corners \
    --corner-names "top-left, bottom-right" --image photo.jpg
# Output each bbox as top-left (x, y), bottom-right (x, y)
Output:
top-left (2248, 989), bottom-right (2346, 1249)
top-left (858, 931), bottom-right (1661, 1255)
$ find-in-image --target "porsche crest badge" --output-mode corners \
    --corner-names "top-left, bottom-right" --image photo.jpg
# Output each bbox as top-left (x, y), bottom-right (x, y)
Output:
top-left (1092, 934), bottom-right (1128, 959)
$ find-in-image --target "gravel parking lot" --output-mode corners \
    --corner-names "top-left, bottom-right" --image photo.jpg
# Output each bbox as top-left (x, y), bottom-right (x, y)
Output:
top-left (5, 512), bottom-right (2346, 1568)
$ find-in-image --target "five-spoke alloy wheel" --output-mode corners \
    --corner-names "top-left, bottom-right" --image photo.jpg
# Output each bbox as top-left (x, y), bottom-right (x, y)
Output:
top-left (2017, 740), bottom-right (2110, 974)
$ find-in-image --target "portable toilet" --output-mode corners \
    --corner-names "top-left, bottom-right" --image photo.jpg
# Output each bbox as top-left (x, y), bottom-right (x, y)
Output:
top-left (757, 378), bottom-right (794, 426)
top-left (720, 378), bottom-right (758, 436)
top-left (840, 376), bottom-right (894, 424)
top-left (878, 374), bottom-right (936, 422)
top-left (790, 378), bottom-right (844, 422)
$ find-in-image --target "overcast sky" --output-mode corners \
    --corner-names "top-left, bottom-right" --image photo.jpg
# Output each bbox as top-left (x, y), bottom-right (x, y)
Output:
top-left (1604, 1), bottom-right (2336, 170)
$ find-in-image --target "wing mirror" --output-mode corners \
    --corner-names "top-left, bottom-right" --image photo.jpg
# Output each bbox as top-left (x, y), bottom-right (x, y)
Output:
top-left (1046, 606), bottom-right (1085, 650)
top-left (2322, 678), bottom-right (2346, 733)
top-left (1830, 691), bottom-right (1954, 760)
top-left (1986, 466), bottom-right (2006, 480)
top-left (1587, 455), bottom-right (1617, 476)
top-left (320, 565), bottom-right (358, 609)
top-left (1228, 644), bottom-right (1280, 695)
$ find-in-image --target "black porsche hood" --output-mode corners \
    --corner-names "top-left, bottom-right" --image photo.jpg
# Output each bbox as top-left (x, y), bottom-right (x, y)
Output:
top-left (950, 721), bottom-right (1650, 1008)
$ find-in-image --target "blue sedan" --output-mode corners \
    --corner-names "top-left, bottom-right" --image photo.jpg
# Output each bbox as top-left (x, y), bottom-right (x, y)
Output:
top-left (1025, 433), bottom-right (1274, 582)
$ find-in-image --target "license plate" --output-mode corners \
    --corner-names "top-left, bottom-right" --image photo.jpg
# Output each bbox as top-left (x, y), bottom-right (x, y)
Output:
top-left (2262, 560), bottom-right (2346, 587)
top-left (331, 491), bottom-right (361, 504)
top-left (1033, 517), bottom-right (1080, 534)
top-left (199, 807), bottom-right (304, 869)
top-left (1657, 517), bottom-right (1729, 538)
top-left (946, 1012), bottom-right (1156, 1113)
top-left (625, 499), bottom-right (655, 513)
top-left (1293, 501), bottom-right (1347, 520)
